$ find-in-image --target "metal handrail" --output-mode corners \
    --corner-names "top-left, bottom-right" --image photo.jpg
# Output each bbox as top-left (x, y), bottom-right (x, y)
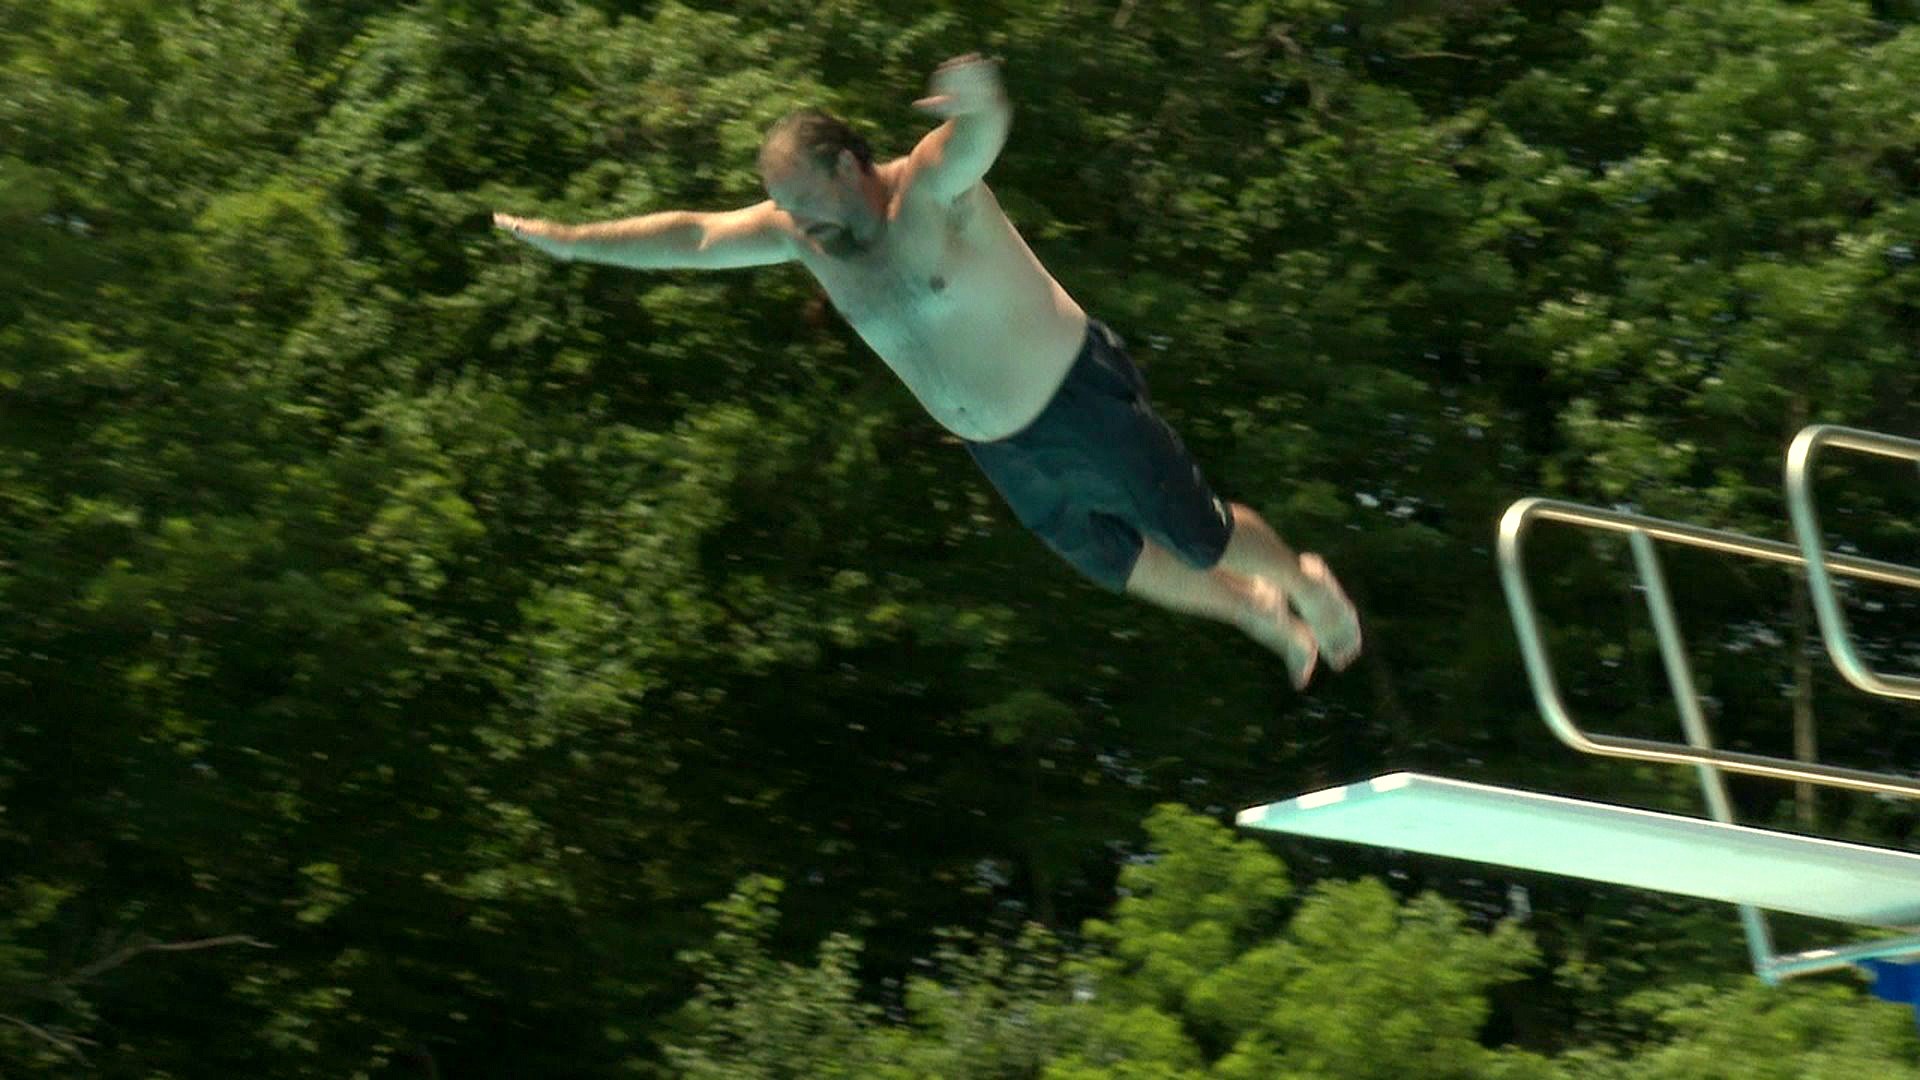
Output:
top-left (1495, 423), bottom-right (1920, 985)
top-left (1497, 496), bottom-right (1920, 798)
top-left (1786, 424), bottom-right (1920, 702)
top-left (1625, 529), bottom-right (1774, 972)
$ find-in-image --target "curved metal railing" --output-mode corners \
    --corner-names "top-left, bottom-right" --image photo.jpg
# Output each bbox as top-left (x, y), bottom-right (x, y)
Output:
top-left (1497, 494), bottom-right (1920, 797)
top-left (1496, 422), bottom-right (1920, 983)
top-left (1786, 424), bottom-right (1920, 702)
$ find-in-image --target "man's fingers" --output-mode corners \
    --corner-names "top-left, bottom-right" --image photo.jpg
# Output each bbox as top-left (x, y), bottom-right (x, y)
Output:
top-left (923, 53), bottom-right (1002, 113)
top-left (933, 52), bottom-right (995, 80)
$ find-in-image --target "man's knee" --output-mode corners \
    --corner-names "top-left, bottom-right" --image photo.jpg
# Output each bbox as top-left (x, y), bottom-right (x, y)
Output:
top-left (1044, 515), bottom-right (1140, 594)
top-left (1153, 496), bottom-right (1235, 572)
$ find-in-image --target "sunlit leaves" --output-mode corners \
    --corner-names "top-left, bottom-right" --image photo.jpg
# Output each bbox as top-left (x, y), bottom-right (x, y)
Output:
top-left (668, 806), bottom-right (1569, 1079)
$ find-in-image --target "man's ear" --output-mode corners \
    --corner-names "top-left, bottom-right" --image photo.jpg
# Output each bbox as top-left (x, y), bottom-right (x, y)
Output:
top-left (835, 148), bottom-right (863, 183)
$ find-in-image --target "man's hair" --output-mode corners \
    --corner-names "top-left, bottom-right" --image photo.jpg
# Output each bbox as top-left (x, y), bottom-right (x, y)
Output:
top-left (759, 108), bottom-right (874, 177)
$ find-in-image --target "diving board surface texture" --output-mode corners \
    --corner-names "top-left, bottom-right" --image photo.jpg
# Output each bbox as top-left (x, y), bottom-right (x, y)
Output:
top-left (1238, 773), bottom-right (1920, 927)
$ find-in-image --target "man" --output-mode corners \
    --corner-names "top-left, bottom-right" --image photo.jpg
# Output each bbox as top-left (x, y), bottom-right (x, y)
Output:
top-left (494, 53), bottom-right (1361, 688)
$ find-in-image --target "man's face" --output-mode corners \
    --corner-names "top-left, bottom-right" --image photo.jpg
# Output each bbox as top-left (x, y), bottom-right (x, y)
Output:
top-left (763, 150), bottom-right (879, 258)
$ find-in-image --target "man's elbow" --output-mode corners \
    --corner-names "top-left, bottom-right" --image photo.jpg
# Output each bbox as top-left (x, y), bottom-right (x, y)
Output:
top-left (946, 107), bottom-right (1013, 185)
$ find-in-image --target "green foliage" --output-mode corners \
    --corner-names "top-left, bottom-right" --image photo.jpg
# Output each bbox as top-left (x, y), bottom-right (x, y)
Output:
top-left (1065, 806), bottom-right (1554, 1079)
top-left (663, 875), bottom-right (1085, 1079)
top-left (1515, 0), bottom-right (1920, 514)
top-left (1081, 804), bottom-right (1295, 1014)
top-left (4, 0), bottom-right (1919, 1074)
top-left (664, 809), bottom-right (1920, 1078)
top-left (666, 805), bottom-right (1570, 1079)
top-left (1563, 981), bottom-right (1920, 1079)
top-left (665, 876), bottom-right (884, 1079)
top-left (0, 880), bottom-right (94, 1072)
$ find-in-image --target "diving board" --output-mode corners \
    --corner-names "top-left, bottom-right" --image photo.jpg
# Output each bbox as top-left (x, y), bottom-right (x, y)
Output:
top-left (1237, 772), bottom-right (1920, 928)
top-left (1235, 425), bottom-right (1920, 989)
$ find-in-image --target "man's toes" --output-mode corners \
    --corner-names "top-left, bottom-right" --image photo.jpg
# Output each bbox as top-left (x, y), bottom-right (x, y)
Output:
top-left (1297, 553), bottom-right (1361, 665)
top-left (1287, 623), bottom-right (1319, 690)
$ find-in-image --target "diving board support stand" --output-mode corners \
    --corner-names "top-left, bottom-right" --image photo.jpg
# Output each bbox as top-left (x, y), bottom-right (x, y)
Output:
top-left (1240, 424), bottom-right (1920, 991)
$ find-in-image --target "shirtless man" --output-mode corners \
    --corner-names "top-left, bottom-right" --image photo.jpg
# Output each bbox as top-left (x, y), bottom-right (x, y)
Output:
top-left (494, 53), bottom-right (1361, 688)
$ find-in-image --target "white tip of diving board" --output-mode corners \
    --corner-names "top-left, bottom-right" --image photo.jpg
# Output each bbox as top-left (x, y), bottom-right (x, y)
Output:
top-left (1238, 772), bottom-right (1920, 927)
top-left (1238, 772), bottom-right (1419, 827)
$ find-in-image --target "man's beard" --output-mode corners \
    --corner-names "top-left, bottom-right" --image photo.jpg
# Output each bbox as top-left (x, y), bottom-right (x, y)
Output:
top-left (817, 220), bottom-right (877, 258)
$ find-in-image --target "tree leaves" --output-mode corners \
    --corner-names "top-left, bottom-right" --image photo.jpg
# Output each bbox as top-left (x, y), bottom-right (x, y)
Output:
top-left (669, 806), bottom-right (1821, 1078)
top-left (6, 0), bottom-right (1920, 1074)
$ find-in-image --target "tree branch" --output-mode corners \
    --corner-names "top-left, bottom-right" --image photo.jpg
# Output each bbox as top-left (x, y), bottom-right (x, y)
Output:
top-left (2, 1012), bottom-right (99, 1065)
top-left (63, 933), bottom-right (276, 986)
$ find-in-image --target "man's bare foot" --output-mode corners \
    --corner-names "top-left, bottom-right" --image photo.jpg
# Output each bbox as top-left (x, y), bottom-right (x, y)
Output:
top-left (1240, 580), bottom-right (1320, 689)
top-left (1292, 553), bottom-right (1362, 670)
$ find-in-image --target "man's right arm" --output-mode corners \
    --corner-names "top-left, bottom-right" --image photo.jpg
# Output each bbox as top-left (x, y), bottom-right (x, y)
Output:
top-left (492, 201), bottom-right (798, 270)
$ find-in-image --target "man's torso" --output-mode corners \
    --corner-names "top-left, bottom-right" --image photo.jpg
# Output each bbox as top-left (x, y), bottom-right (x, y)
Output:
top-left (794, 159), bottom-right (1089, 442)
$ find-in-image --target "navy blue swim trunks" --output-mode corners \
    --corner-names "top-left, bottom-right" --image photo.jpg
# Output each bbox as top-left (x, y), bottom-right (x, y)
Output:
top-left (964, 319), bottom-right (1235, 593)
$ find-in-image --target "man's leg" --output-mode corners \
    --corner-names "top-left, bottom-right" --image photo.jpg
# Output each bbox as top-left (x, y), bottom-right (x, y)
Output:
top-left (1124, 536), bottom-right (1319, 689)
top-left (1211, 502), bottom-right (1363, 669)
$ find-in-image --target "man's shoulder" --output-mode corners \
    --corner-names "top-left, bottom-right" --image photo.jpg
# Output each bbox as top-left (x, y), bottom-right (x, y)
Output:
top-left (887, 156), bottom-right (989, 218)
top-left (876, 155), bottom-right (915, 188)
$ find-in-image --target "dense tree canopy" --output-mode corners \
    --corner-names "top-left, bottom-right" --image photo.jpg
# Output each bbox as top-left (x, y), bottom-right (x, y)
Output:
top-left (5, 0), bottom-right (1920, 1075)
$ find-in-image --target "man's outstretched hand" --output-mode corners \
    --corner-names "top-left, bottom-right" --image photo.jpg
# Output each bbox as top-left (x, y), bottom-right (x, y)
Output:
top-left (913, 53), bottom-right (1005, 118)
top-left (493, 212), bottom-right (572, 260)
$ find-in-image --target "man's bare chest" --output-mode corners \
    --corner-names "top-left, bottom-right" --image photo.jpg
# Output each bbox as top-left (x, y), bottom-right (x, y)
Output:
top-left (808, 201), bottom-right (974, 327)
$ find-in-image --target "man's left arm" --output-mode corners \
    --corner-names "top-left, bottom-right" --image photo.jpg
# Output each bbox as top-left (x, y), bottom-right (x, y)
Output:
top-left (906, 54), bottom-right (1012, 203)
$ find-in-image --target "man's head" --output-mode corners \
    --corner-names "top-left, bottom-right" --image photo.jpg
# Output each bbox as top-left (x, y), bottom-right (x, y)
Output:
top-left (758, 108), bottom-right (884, 257)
